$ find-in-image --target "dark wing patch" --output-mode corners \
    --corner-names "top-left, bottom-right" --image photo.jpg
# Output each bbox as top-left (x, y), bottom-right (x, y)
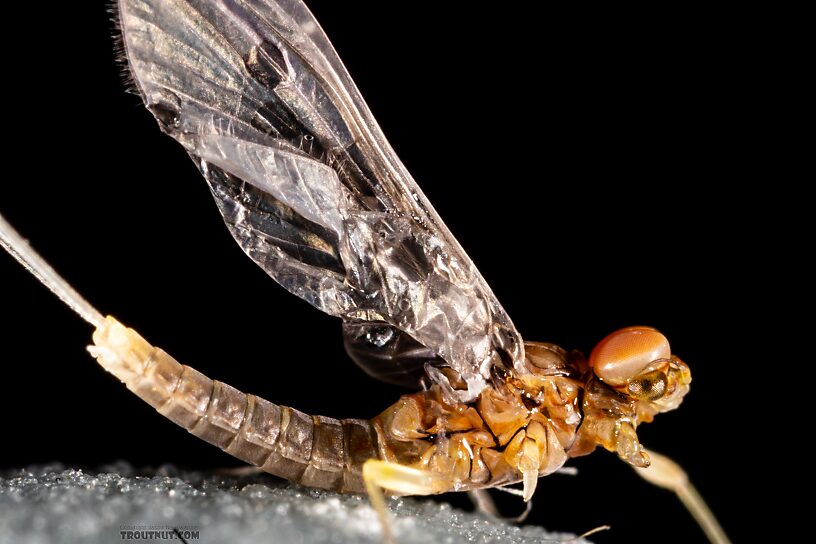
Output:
top-left (342, 322), bottom-right (442, 388)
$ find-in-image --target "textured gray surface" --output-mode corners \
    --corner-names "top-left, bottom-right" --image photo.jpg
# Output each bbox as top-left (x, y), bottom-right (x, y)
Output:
top-left (0, 464), bottom-right (587, 544)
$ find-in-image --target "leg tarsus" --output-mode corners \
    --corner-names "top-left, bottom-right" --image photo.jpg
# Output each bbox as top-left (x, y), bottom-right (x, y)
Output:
top-left (478, 484), bottom-right (533, 523)
top-left (468, 488), bottom-right (533, 523)
top-left (363, 461), bottom-right (394, 544)
top-left (561, 525), bottom-right (611, 542)
top-left (468, 488), bottom-right (499, 518)
top-left (634, 448), bottom-right (731, 544)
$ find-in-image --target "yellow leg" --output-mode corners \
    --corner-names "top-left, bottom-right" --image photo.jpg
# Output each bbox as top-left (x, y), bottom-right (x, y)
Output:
top-left (362, 459), bottom-right (448, 544)
top-left (634, 448), bottom-right (731, 544)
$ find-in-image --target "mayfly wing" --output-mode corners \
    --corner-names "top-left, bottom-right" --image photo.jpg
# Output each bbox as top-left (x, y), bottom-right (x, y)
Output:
top-left (118, 0), bottom-right (523, 400)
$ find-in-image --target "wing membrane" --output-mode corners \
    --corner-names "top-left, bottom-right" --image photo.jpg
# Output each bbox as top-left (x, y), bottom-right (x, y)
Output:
top-left (119, 0), bottom-right (524, 399)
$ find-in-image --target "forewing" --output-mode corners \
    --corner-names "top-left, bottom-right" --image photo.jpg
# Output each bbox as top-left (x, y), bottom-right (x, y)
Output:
top-left (118, 0), bottom-right (524, 399)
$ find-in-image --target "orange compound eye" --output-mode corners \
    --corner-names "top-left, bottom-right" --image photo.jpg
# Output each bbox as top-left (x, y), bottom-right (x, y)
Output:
top-left (589, 326), bottom-right (671, 385)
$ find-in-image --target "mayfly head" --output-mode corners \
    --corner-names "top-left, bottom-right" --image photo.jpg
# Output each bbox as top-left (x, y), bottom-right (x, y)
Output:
top-left (569, 326), bottom-right (692, 467)
top-left (589, 326), bottom-right (691, 412)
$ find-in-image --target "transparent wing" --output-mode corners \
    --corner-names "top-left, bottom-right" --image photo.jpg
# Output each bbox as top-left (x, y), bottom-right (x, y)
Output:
top-left (118, 0), bottom-right (524, 399)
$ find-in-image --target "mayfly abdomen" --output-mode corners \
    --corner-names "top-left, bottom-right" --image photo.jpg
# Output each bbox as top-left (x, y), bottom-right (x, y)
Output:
top-left (91, 316), bottom-right (379, 493)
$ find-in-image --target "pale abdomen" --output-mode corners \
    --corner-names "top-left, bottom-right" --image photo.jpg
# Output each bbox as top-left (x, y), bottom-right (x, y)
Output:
top-left (90, 316), bottom-right (379, 493)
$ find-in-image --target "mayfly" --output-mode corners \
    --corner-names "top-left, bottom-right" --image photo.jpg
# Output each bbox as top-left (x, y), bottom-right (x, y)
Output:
top-left (0, 1), bottom-right (728, 542)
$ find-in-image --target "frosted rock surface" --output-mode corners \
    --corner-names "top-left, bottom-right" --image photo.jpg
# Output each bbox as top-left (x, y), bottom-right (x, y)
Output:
top-left (0, 464), bottom-right (587, 544)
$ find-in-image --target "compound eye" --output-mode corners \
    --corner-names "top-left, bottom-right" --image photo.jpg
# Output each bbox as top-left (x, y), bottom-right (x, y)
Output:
top-left (627, 369), bottom-right (668, 400)
top-left (589, 326), bottom-right (671, 385)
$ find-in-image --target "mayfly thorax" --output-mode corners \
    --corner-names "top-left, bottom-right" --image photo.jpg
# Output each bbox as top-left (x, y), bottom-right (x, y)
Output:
top-left (0, 1), bottom-right (729, 543)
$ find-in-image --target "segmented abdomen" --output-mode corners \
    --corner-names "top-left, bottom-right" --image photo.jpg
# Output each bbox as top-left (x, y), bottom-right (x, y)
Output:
top-left (91, 317), bottom-right (379, 493)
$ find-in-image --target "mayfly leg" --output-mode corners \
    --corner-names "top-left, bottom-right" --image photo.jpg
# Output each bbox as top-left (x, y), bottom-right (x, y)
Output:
top-left (634, 448), bottom-right (731, 544)
top-left (362, 459), bottom-right (451, 544)
top-left (0, 213), bottom-right (381, 494)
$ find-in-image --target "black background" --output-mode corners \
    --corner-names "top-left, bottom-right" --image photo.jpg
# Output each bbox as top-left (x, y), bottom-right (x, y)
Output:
top-left (0, 2), bottom-right (792, 543)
